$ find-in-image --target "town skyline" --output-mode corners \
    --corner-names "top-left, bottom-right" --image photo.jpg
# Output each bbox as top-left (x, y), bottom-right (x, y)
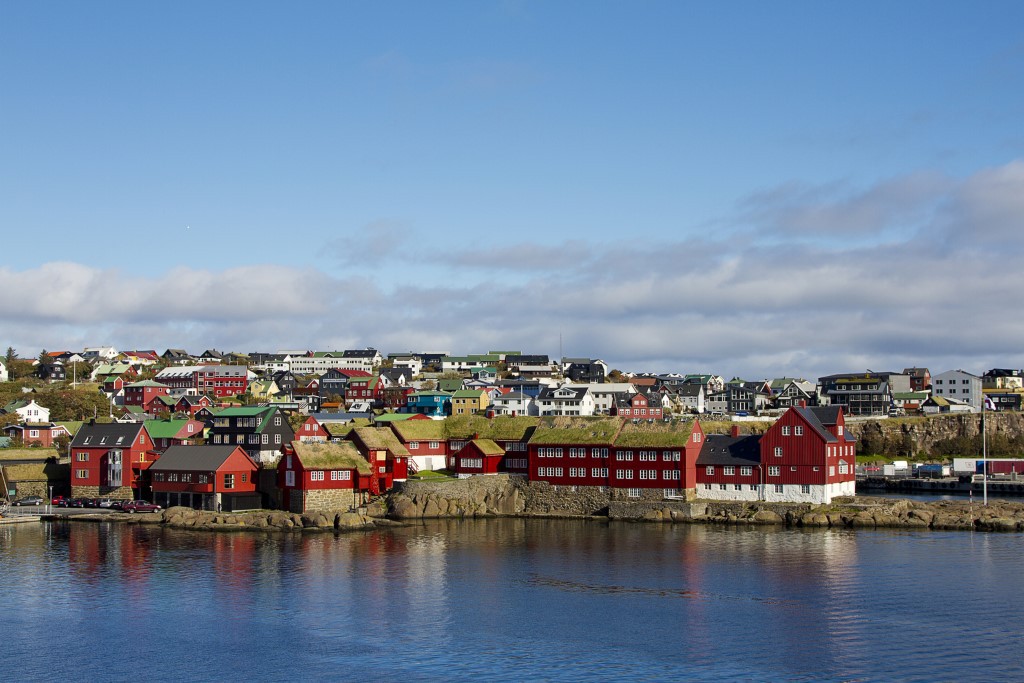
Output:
top-left (4, 3), bottom-right (1024, 381)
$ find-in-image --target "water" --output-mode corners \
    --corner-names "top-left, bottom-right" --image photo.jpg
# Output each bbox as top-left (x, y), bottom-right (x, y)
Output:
top-left (2, 518), bottom-right (1023, 682)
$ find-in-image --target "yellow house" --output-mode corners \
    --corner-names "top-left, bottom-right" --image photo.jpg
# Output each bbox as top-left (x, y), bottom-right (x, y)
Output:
top-left (450, 389), bottom-right (490, 416)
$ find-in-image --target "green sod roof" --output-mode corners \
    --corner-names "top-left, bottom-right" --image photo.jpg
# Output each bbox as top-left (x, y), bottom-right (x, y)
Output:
top-left (529, 417), bottom-right (623, 445)
top-left (292, 441), bottom-right (371, 474)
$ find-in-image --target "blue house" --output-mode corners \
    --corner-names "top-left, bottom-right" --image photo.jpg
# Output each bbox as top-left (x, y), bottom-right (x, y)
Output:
top-left (406, 391), bottom-right (451, 417)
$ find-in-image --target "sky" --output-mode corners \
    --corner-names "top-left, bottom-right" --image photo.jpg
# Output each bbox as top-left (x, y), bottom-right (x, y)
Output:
top-left (3, 1), bottom-right (1024, 381)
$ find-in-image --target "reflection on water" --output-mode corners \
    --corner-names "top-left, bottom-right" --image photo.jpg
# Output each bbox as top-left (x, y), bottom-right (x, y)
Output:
top-left (1, 519), bottom-right (1023, 682)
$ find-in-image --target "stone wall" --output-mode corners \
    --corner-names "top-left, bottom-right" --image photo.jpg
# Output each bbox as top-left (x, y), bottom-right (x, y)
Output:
top-left (71, 485), bottom-right (134, 500)
top-left (850, 411), bottom-right (1024, 457)
top-left (296, 488), bottom-right (359, 513)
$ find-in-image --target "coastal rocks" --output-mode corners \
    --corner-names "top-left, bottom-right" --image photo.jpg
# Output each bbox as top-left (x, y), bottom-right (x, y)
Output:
top-left (389, 475), bottom-right (532, 519)
top-left (154, 506), bottom-right (377, 532)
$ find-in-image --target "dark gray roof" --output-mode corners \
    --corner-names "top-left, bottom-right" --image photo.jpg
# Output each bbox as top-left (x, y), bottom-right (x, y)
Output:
top-left (150, 445), bottom-right (251, 471)
top-left (794, 407), bottom-right (840, 443)
top-left (696, 435), bottom-right (762, 466)
top-left (71, 422), bottom-right (144, 448)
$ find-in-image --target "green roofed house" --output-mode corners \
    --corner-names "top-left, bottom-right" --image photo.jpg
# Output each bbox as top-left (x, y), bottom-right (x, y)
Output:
top-left (348, 427), bottom-right (410, 493)
top-left (278, 440), bottom-right (374, 513)
top-left (144, 418), bottom-right (207, 453)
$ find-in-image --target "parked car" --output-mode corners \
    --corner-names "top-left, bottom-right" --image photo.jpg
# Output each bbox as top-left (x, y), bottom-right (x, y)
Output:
top-left (12, 496), bottom-right (44, 506)
top-left (97, 499), bottom-right (117, 509)
top-left (106, 500), bottom-right (125, 510)
top-left (122, 500), bottom-right (161, 513)
top-left (51, 495), bottom-right (68, 505)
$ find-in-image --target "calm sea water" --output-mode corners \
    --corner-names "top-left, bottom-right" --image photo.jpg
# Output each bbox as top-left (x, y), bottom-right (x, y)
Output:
top-left (2, 518), bottom-right (1022, 682)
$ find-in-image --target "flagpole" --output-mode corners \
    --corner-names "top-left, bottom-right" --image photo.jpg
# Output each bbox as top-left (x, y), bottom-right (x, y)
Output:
top-left (982, 396), bottom-right (988, 506)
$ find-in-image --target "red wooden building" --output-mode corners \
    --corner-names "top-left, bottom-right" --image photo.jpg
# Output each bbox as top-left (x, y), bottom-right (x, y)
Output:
top-left (3, 422), bottom-right (71, 448)
top-left (150, 444), bottom-right (259, 511)
top-left (452, 439), bottom-right (505, 477)
top-left (69, 420), bottom-right (156, 500)
top-left (611, 391), bottom-right (664, 420)
top-left (695, 405), bottom-right (857, 503)
top-left (277, 441), bottom-right (373, 513)
top-left (295, 416), bottom-right (331, 443)
top-left (124, 380), bottom-right (172, 412)
top-left (348, 426), bottom-right (410, 494)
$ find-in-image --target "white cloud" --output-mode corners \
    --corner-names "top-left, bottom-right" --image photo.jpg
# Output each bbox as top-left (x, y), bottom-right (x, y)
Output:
top-left (6, 160), bottom-right (1024, 381)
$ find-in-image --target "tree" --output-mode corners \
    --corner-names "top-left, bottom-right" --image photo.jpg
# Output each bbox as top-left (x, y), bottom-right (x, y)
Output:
top-left (5, 347), bottom-right (17, 379)
top-left (38, 349), bottom-right (49, 366)
top-left (607, 369), bottom-right (626, 383)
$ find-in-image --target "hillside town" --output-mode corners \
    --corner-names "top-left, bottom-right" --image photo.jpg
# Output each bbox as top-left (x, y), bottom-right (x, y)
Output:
top-left (0, 346), bottom-right (1016, 513)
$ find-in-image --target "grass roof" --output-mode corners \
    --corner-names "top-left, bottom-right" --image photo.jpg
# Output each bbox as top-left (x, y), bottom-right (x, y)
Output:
top-left (353, 427), bottom-right (410, 456)
top-left (614, 420), bottom-right (695, 447)
top-left (529, 417), bottom-right (623, 445)
top-left (292, 441), bottom-right (371, 474)
top-left (390, 420), bottom-right (446, 441)
top-left (323, 419), bottom-right (370, 438)
top-left (444, 415), bottom-right (539, 441)
top-left (3, 463), bottom-right (51, 480)
top-left (467, 438), bottom-right (504, 456)
top-left (0, 448), bottom-right (59, 461)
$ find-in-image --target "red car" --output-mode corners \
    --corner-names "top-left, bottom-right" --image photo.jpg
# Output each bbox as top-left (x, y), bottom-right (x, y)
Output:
top-left (51, 495), bottom-right (68, 505)
top-left (122, 500), bottom-right (161, 513)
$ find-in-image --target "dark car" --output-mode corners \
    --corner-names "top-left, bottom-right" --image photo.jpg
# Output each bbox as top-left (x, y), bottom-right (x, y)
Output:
top-left (122, 500), bottom-right (161, 513)
top-left (12, 496), bottom-right (44, 506)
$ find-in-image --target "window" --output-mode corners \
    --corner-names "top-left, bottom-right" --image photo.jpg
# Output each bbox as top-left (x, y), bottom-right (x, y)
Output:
top-left (241, 473), bottom-right (247, 483)
top-left (570, 467), bottom-right (586, 477)
top-left (639, 451), bottom-right (657, 461)
top-left (837, 426), bottom-right (844, 436)
top-left (705, 465), bottom-right (714, 475)
top-left (801, 484), bottom-right (811, 494)
top-left (719, 483), bottom-right (727, 490)
top-left (224, 474), bottom-right (235, 489)
top-left (839, 460), bottom-right (849, 475)
top-left (76, 469), bottom-right (88, 479)
top-left (76, 452), bottom-right (89, 462)
top-left (782, 426), bottom-right (791, 436)
top-left (275, 434), bottom-right (282, 445)
top-left (734, 484), bottom-right (743, 491)
top-left (592, 448), bottom-right (608, 459)
top-left (616, 470), bottom-right (634, 480)
top-left (331, 470), bottom-right (351, 481)
top-left (409, 442), bottom-right (419, 450)
top-left (626, 488), bottom-right (641, 498)
top-left (616, 451), bottom-right (634, 461)
top-left (768, 466), bottom-right (780, 477)
top-left (692, 432), bottom-right (702, 443)
top-left (794, 426), bottom-right (803, 436)
top-left (461, 458), bottom-right (483, 468)
top-left (639, 470), bottom-right (657, 480)
top-left (829, 466), bottom-right (836, 477)
top-left (774, 484), bottom-right (784, 494)
top-left (740, 466), bottom-right (752, 476)
top-left (774, 446), bottom-right (783, 457)
top-left (749, 484), bottom-right (758, 491)
top-left (429, 441), bottom-right (440, 449)
top-left (199, 474), bottom-right (208, 484)
top-left (723, 466), bottom-right (735, 476)
top-left (591, 467), bottom-right (608, 478)
top-left (662, 470), bottom-right (681, 480)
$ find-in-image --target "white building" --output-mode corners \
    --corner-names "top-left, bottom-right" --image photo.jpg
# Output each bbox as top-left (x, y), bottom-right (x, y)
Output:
top-left (0, 361), bottom-right (7, 382)
top-left (536, 386), bottom-right (596, 416)
top-left (931, 370), bottom-right (983, 412)
top-left (490, 391), bottom-right (538, 417)
top-left (561, 383), bottom-right (636, 415)
top-left (82, 346), bottom-right (119, 362)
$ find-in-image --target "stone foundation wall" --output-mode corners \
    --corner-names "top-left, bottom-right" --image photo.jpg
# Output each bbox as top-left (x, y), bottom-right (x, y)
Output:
top-left (299, 488), bottom-right (360, 513)
top-left (71, 485), bottom-right (134, 500)
top-left (389, 476), bottom-right (699, 518)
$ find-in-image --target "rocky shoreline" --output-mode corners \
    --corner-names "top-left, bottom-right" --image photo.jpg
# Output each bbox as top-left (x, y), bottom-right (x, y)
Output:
top-left (51, 477), bottom-right (1024, 533)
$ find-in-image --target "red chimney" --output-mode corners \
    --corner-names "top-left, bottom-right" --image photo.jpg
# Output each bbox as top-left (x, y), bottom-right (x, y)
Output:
top-left (730, 425), bottom-right (740, 438)
top-left (799, 400), bottom-right (806, 408)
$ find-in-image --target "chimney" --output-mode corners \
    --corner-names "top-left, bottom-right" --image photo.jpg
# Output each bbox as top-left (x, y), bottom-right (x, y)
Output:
top-left (731, 425), bottom-right (740, 438)
top-left (799, 400), bottom-right (806, 408)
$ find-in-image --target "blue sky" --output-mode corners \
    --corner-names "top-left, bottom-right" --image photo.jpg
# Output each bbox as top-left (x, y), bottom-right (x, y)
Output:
top-left (3, 2), bottom-right (1024, 380)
